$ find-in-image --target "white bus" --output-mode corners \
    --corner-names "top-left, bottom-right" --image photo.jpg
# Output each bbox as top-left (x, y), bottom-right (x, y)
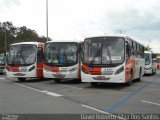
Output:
top-left (81, 35), bottom-right (145, 86)
top-left (144, 51), bottom-right (157, 75)
top-left (43, 40), bottom-right (82, 82)
top-left (6, 42), bottom-right (44, 81)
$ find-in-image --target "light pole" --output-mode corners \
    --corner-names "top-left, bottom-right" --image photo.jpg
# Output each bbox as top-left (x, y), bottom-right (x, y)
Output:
top-left (2, 24), bottom-right (7, 56)
top-left (4, 30), bottom-right (7, 55)
top-left (46, 0), bottom-right (49, 41)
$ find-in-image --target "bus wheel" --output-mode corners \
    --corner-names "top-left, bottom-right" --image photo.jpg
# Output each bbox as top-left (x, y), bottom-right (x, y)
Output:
top-left (137, 72), bottom-right (141, 82)
top-left (151, 69), bottom-right (154, 75)
top-left (154, 69), bottom-right (156, 74)
top-left (18, 78), bottom-right (26, 81)
top-left (90, 82), bottom-right (98, 87)
top-left (76, 79), bottom-right (82, 83)
top-left (126, 71), bottom-right (133, 86)
top-left (54, 78), bottom-right (61, 83)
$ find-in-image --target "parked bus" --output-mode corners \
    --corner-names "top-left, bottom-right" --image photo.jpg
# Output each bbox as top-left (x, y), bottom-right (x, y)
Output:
top-left (6, 42), bottom-right (44, 81)
top-left (0, 53), bottom-right (6, 74)
top-left (81, 35), bottom-right (145, 86)
top-left (144, 51), bottom-right (157, 75)
top-left (43, 40), bottom-right (82, 82)
top-left (157, 56), bottom-right (160, 69)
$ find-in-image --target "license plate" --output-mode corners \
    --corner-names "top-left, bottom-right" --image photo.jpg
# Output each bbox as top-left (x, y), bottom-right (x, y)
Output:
top-left (56, 72), bottom-right (62, 75)
top-left (96, 76), bottom-right (106, 80)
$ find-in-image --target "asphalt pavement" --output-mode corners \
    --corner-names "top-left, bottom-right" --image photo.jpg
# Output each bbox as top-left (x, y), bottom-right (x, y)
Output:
top-left (0, 71), bottom-right (160, 119)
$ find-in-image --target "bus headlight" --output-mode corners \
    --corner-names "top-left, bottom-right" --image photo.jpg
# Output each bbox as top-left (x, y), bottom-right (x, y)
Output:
top-left (28, 65), bottom-right (35, 71)
top-left (69, 67), bottom-right (77, 72)
top-left (81, 67), bottom-right (88, 74)
top-left (115, 66), bottom-right (124, 75)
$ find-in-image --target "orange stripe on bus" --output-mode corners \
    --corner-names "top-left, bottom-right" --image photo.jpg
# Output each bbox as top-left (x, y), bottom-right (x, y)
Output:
top-left (37, 61), bottom-right (44, 77)
top-left (82, 64), bottom-right (101, 75)
top-left (43, 64), bottom-right (59, 72)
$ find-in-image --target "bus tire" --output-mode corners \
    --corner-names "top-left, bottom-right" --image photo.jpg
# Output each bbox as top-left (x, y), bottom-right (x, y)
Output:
top-left (137, 69), bottom-right (141, 82)
top-left (153, 68), bottom-right (156, 75)
top-left (76, 79), bottom-right (82, 83)
top-left (54, 78), bottom-right (61, 83)
top-left (90, 82), bottom-right (98, 87)
top-left (151, 69), bottom-right (154, 75)
top-left (126, 71), bottom-right (133, 86)
top-left (154, 69), bottom-right (156, 74)
top-left (18, 78), bottom-right (26, 81)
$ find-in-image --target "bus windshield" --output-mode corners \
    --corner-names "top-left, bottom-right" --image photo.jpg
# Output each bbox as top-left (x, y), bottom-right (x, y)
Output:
top-left (82, 37), bottom-right (125, 66)
top-left (7, 44), bottom-right (37, 66)
top-left (45, 42), bottom-right (78, 66)
top-left (144, 53), bottom-right (151, 65)
top-left (0, 56), bottom-right (6, 65)
top-left (0, 56), bottom-right (3, 64)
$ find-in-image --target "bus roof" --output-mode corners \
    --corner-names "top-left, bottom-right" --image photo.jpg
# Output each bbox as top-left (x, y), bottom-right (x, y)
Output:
top-left (10, 42), bottom-right (44, 46)
top-left (46, 39), bottom-right (83, 43)
top-left (145, 51), bottom-right (153, 54)
top-left (85, 35), bottom-right (144, 47)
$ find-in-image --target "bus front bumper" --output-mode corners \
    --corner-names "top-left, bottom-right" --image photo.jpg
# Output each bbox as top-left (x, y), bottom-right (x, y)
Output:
top-left (43, 70), bottom-right (79, 79)
top-left (144, 68), bottom-right (152, 74)
top-left (6, 71), bottom-right (37, 78)
top-left (81, 72), bottom-right (125, 83)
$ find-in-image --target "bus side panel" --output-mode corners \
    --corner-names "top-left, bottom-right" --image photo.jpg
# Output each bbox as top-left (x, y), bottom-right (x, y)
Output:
top-left (37, 43), bottom-right (44, 78)
top-left (78, 56), bottom-right (81, 80)
top-left (125, 57), bottom-right (136, 82)
top-left (78, 63), bottom-right (81, 80)
top-left (37, 61), bottom-right (43, 78)
top-left (125, 64), bottom-right (130, 82)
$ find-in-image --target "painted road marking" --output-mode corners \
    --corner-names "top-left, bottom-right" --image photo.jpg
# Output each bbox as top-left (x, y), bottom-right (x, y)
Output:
top-left (82, 104), bottom-right (111, 114)
top-left (106, 81), bottom-right (154, 113)
top-left (141, 100), bottom-right (160, 106)
top-left (41, 90), bottom-right (63, 97)
top-left (14, 82), bottom-right (42, 92)
top-left (59, 84), bottom-right (83, 90)
top-left (13, 82), bottom-right (63, 97)
top-left (0, 78), bottom-right (5, 80)
top-left (81, 104), bottom-right (125, 120)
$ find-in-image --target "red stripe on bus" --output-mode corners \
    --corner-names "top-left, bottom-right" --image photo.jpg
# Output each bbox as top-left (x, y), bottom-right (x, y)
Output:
top-left (12, 66), bottom-right (19, 72)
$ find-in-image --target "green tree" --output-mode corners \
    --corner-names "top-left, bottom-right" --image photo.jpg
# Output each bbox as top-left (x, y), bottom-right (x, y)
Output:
top-left (144, 45), bottom-right (152, 51)
top-left (0, 21), bottom-right (48, 53)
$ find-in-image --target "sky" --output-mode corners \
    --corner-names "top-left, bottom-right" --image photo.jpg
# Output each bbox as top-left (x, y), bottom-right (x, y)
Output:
top-left (0, 0), bottom-right (160, 52)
